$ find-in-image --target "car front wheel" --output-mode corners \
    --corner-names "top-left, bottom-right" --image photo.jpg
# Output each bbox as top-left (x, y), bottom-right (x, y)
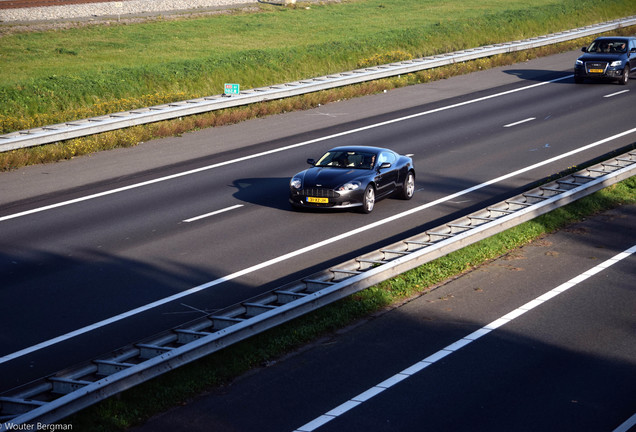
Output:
top-left (619, 66), bottom-right (630, 85)
top-left (400, 171), bottom-right (415, 200)
top-left (360, 184), bottom-right (375, 213)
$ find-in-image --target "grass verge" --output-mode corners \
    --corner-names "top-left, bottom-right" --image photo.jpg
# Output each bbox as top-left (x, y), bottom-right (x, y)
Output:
top-left (5, 0), bottom-right (634, 119)
top-left (1, 0), bottom-right (635, 170)
top-left (2, 24), bottom-right (635, 172)
top-left (65, 175), bottom-right (636, 431)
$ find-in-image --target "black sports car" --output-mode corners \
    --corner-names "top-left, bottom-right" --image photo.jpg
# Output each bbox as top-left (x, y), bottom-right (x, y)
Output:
top-left (289, 146), bottom-right (415, 213)
top-left (574, 36), bottom-right (636, 85)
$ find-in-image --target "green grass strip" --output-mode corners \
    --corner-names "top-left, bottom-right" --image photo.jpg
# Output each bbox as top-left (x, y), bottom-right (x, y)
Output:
top-left (1, 0), bottom-right (635, 170)
top-left (2, 23), bottom-right (636, 172)
top-left (1, 0), bottom-right (635, 123)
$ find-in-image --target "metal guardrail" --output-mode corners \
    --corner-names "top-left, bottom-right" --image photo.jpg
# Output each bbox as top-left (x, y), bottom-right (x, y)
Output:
top-left (1, 16), bottom-right (635, 153)
top-left (1, 150), bottom-right (634, 429)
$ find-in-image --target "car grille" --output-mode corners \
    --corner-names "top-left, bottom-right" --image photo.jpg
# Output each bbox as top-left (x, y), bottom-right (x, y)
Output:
top-left (585, 61), bottom-right (608, 74)
top-left (300, 188), bottom-right (340, 198)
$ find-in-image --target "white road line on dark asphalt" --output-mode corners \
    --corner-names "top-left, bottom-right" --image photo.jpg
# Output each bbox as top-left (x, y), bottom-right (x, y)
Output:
top-left (614, 412), bottom-right (636, 432)
top-left (1, 128), bottom-right (635, 365)
top-left (504, 117), bottom-right (536, 128)
top-left (293, 244), bottom-right (636, 432)
top-left (0, 75), bottom-right (574, 223)
top-left (182, 204), bottom-right (243, 222)
top-left (604, 90), bottom-right (630, 98)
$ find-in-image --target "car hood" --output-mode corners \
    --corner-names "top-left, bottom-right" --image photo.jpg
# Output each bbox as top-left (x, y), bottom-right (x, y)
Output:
top-left (299, 167), bottom-right (369, 188)
top-left (577, 52), bottom-right (624, 62)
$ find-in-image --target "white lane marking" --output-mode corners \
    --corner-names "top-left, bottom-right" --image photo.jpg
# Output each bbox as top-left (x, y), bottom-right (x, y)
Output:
top-left (0, 75), bottom-right (574, 224)
top-left (293, 244), bottom-right (636, 432)
top-left (604, 90), bottom-right (630, 98)
top-left (504, 117), bottom-right (536, 128)
top-left (183, 204), bottom-right (243, 223)
top-left (1, 128), bottom-right (635, 364)
top-left (614, 413), bottom-right (636, 432)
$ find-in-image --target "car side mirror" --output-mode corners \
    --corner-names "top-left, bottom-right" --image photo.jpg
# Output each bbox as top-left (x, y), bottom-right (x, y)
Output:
top-left (378, 162), bottom-right (392, 170)
top-left (307, 158), bottom-right (316, 165)
top-left (631, 48), bottom-right (636, 54)
top-left (581, 47), bottom-right (587, 53)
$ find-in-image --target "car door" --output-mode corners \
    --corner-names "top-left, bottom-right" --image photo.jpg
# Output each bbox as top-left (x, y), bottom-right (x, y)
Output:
top-left (374, 151), bottom-right (399, 198)
top-left (630, 39), bottom-right (636, 70)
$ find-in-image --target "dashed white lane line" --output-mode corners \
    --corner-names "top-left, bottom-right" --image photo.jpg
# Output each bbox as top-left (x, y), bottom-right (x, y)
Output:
top-left (604, 89), bottom-right (630, 98)
top-left (1, 127), bottom-right (635, 365)
top-left (504, 117), bottom-right (536, 128)
top-left (0, 75), bottom-right (573, 224)
top-left (183, 204), bottom-right (243, 222)
top-left (293, 244), bottom-right (636, 432)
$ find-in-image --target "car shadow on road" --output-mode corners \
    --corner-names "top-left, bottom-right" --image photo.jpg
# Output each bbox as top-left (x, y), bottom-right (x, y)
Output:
top-left (505, 68), bottom-right (634, 85)
top-left (503, 69), bottom-right (574, 83)
top-left (230, 177), bottom-right (416, 214)
top-left (230, 177), bottom-right (292, 211)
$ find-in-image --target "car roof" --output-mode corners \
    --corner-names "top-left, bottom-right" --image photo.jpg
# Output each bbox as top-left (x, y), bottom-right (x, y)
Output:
top-left (593, 36), bottom-right (635, 41)
top-left (327, 146), bottom-right (391, 154)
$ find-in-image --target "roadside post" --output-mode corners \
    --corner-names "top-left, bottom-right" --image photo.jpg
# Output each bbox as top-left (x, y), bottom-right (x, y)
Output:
top-left (114, 1), bottom-right (123, 22)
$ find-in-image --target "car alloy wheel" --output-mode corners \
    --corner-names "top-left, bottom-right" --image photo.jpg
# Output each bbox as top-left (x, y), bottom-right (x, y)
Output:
top-left (620, 66), bottom-right (629, 85)
top-left (361, 185), bottom-right (375, 213)
top-left (401, 171), bottom-right (415, 200)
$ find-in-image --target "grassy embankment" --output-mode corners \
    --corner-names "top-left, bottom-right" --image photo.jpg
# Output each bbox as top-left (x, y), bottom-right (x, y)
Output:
top-left (1, 0), bottom-right (635, 169)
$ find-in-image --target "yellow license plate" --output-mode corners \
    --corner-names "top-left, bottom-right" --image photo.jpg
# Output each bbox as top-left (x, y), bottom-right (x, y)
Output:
top-left (307, 197), bottom-right (328, 204)
top-left (589, 68), bottom-right (604, 73)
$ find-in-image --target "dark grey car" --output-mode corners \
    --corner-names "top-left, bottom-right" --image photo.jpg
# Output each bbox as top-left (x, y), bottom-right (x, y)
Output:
top-left (289, 146), bottom-right (415, 214)
top-left (574, 36), bottom-right (636, 85)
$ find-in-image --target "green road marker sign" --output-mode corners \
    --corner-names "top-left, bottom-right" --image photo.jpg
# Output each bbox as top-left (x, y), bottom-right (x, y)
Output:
top-left (224, 83), bottom-right (240, 96)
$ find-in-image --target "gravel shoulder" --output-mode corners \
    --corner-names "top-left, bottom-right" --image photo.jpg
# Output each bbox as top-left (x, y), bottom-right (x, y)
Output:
top-left (0, 0), bottom-right (331, 35)
top-left (0, 0), bottom-right (259, 22)
top-left (0, 0), bottom-right (295, 34)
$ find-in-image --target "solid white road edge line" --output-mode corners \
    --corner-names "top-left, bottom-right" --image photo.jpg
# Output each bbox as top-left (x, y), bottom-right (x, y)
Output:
top-left (293, 244), bottom-right (636, 432)
top-left (183, 204), bottom-right (243, 222)
top-left (1, 128), bottom-right (635, 364)
top-left (604, 90), bottom-right (630, 98)
top-left (0, 75), bottom-right (573, 223)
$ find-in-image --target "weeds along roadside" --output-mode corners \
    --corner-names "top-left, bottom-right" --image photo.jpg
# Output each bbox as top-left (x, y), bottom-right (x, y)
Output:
top-left (3, 25), bottom-right (636, 172)
top-left (65, 176), bottom-right (636, 432)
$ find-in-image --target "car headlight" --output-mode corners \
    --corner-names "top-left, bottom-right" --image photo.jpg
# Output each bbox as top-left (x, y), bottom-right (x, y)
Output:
top-left (575, 59), bottom-right (583, 66)
top-left (290, 177), bottom-right (302, 189)
top-left (610, 60), bottom-right (623, 67)
top-left (337, 181), bottom-right (361, 191)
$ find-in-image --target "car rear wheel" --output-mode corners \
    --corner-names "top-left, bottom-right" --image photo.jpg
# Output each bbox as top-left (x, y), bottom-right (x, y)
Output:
top-left (360, 184), bottom-right (375, 214)
top-left (619, 66), bottom-right (629, 85)
top-left (400, 171), bottom-right (415, 200)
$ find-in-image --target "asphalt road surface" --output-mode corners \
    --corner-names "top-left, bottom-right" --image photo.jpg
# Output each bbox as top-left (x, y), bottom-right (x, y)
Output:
top-left (1, 49), bottom-right (635, 392)
top-left (132, 204), bottom-right (636, 432)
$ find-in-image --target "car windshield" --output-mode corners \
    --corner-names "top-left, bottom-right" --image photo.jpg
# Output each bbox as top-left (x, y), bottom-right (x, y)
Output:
top-left (588, 40), bottom-right (627, 54)
top-left (315, 150), bottom-right (377, 169)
